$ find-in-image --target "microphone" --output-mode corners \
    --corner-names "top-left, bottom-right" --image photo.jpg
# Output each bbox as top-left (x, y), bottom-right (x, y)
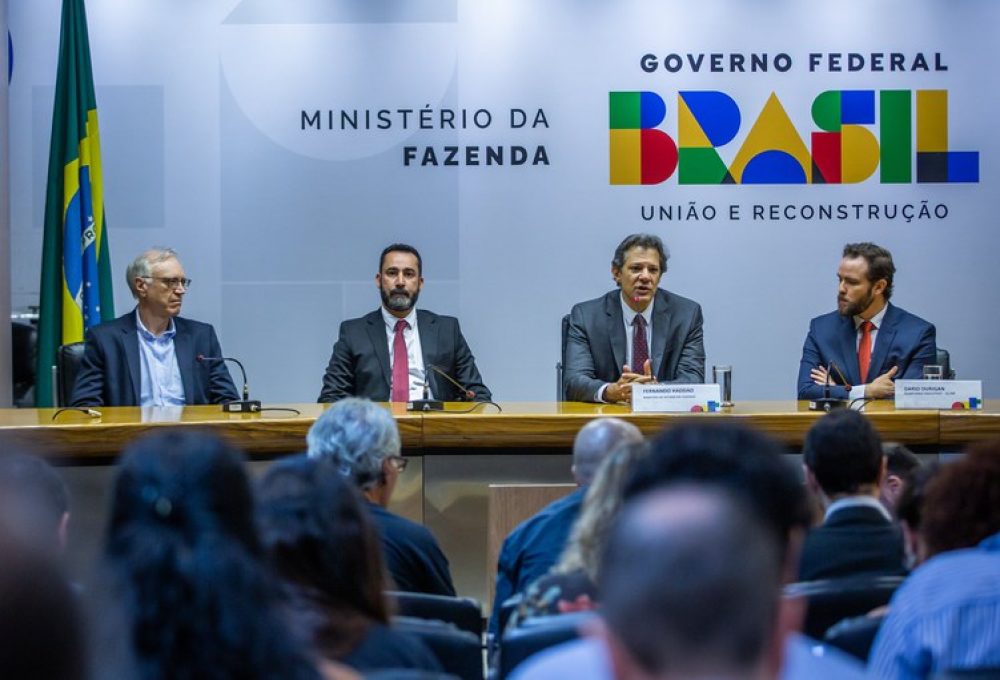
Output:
top-left (197, 354), bottom-right (262, 413)
top-left (809, 361), bottom-right (848, 412)
top-left (407, 379), bottom-right (444, 412)
top-left (428, 364), bottom-right (476, 401)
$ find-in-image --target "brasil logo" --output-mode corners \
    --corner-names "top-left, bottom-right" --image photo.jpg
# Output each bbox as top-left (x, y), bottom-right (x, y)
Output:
top-left (609, 90), bottom-right (979, 185)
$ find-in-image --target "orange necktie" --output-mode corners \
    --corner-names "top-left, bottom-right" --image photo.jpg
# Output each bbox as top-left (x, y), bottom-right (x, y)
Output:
top-left (858, 320), bottom-right (875, 383)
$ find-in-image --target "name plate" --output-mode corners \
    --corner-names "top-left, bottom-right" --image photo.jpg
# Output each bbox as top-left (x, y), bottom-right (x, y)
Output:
top-left (895, 380), bottom-right (983, 410)
top-left (632, 384), bottom-right (722, 413)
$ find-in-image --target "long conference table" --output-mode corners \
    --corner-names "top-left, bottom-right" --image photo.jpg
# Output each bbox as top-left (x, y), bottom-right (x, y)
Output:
top-left (2, 400), bottom-right (998, 607)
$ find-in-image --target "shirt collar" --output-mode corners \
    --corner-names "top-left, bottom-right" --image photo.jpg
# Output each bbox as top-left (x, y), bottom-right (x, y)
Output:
top-left (619, 292), bottom-right (654, 327)
top-left (854, 302), bottom-right (888, 331)
top-left (381, 305), bottom-right (418, 331)
top-left (135, 308), bottom-right (176, 340)
top-left (824, 495), bottom-right (892, 523)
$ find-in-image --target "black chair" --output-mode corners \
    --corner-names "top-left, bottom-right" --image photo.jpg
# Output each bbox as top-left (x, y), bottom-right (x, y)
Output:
top-left (823, 613), bottom-right (885, 662)
top-left (786, 574), bottom-right (904, 640)
top-left (498, 612), bottom-right (597, 680)
top-left (11, 321), bottom-right (36, 404)
top-left (55, 342), bottom-right (86, 406)
top-left (936, 348), bottom-right (956, 379)
top-left (932, 670), bottom-right (1000, 680)
top-left (556, 314), bottom-right (570, 401)
top-left (393, 616), bottom-right (482, 680)
top-left (387, 591), bottom-right (483, 638)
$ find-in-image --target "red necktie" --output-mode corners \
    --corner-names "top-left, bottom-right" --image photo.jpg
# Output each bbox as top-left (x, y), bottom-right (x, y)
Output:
top-left (632, 314), bottom-right (649, 372)
top-left (391, 319), bottom-right (410, 402)
top-left (858, 320), bottom-right (875, 383)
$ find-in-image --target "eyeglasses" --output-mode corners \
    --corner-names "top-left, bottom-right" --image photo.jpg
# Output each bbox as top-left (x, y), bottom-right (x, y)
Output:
top-left (387, 455), bottom-right (408, 473)
top-left (143, 276), bottom-right (192, 290)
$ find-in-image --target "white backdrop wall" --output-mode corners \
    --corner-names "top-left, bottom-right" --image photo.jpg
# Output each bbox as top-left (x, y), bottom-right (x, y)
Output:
top-left (10, 0), bottom-right (999, 402)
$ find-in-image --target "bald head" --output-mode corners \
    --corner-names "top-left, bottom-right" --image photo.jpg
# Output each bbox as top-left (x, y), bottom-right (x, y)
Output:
top-left (600, 486), bottom-right (782, 678)
top-left (572, 418), bottom-right (643, 485)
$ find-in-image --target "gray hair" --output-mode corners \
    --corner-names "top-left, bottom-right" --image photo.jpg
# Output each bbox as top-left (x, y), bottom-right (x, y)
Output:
top-left (572, 417), bottom-right (643, 485)
top-left (306, 398), bottom-right (400, 491)
top-left (125, 247), bottom-right (179, 298)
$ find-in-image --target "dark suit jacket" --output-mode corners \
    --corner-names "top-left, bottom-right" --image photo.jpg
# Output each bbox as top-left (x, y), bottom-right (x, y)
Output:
top-left (70, 311), bottom-right (239, 407)
top-left (366, 502), bottom-right (456, 596)
top-left (797, 504), bottom-right (906, 582)
top-left (318, 309), bottom-right (491, 403)
top-left (564, 288), bottom-right (705, 402)
top-left (488, 487), bottom-right (584, 635)
top-left (797, 303), bottom-right (937, 400)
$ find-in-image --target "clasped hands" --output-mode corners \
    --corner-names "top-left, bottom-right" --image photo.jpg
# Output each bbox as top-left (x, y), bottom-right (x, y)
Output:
top-left (605, 360), bottom-right (655, 404)
top-left (810, 364), bottom-right (899, 399)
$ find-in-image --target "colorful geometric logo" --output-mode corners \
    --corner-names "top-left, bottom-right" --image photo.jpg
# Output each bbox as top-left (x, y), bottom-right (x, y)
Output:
top-left (950, 398), bottom-right (982, 410)
top-left (610, 90), bottom-right (980, 185)
top-left (689, 401), bottom-right (720, 413)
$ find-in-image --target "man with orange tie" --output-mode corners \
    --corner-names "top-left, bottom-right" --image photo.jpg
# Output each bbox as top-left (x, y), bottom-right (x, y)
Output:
top-left (318, 243), bottom-right (492, 403)
top-left (797, 242), bottom-right (937, 401)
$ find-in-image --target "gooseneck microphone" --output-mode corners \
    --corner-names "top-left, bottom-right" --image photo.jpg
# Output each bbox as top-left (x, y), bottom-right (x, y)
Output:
top-left (428, 364), bottom-right (476, 401)
top-left (197, 354), bottom-right (262, 413)
top-left (408, 379), bottom-right (444, 412)
top-left (808, 361), bottom-right (848, 412)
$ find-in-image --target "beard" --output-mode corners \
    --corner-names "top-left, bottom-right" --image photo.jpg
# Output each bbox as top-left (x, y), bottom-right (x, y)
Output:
top-left (381, 287), bottom-right (419, 313)
top-left (838, 289), bottom-right (874, 317)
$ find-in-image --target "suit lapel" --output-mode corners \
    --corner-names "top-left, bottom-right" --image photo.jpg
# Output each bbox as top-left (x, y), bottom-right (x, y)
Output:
top-left (120, 314), bottom-right (142, 405)
top-left (605, 292), bottom-right (626, 371)
top-left (365, 311), bottom-right (392, 392)
top-left (172, 318), bottom-right (196, 404)
top-left (869, 304), bottom-right (898, 379)
top-left (650, 289), bottom-right (670, 377)
top-left (838, 315), bottom-right (861, 386)
top-left (417, 310), bottom-right (440, 397)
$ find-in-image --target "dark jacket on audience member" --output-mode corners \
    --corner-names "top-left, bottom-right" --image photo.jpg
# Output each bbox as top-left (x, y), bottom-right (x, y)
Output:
top-left (489, 488), bottom-right (585, 634)
top-left (797, 504), bottom-right (906, 582)
top-left (340, 623), bottom-right (442, 673)
top-left (366, 502), bottom-right (456, 596)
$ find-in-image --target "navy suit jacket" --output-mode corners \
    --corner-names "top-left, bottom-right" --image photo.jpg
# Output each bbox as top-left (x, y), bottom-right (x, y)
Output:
top-left (797, 504), bottom-right (906, 582)
top-left (564, 288), bottom-right (705, 402)
top-left (797, 303), bottom-right (936, 400)
top-left (367, 502), bottom-right (456, 596)
top-left (70, 311), bottom-right (239, 407)
top-left (488, 487), bottom-right (584, 635)
top-left (318, 309), bottom-right (491, 403)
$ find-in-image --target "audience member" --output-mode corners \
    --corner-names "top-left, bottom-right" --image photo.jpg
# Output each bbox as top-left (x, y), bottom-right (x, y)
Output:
top-left (870, 442), bottom-right (1000, 678)
top-left (511, 439), bottom-right (648, 625)
top-left (257, 454), bottom-right (442, 674)
top-left (879, 443), bottom-right (921, 517)
top-left (490, 417), bottom-right (643, 634)
top-left (895, 462), bottom-right (940, 570)
top-left (0, 529), bottom-right (84, 680)
top-left (798, 409), bottom-right (905, 581)
top-left (307, 398), bottom-right (455, 595)
top-left (0, 451), bottom-right (71, 558)
top-left (92, 431), bottom-right (323, 680)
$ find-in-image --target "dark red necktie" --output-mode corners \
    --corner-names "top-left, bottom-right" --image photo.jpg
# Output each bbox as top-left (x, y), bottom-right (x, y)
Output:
top-left (632, 314), bottom-right (649, 372)
top-left (858, 320), bottom-right (875, 383)
top-left (391, 319), bottom-right (410, 402)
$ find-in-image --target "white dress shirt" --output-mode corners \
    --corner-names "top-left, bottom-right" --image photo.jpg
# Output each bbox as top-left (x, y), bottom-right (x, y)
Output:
top-left (381, 306), bottom-right (431, 400)
top-left (848, 303), bottom-right (888, 401)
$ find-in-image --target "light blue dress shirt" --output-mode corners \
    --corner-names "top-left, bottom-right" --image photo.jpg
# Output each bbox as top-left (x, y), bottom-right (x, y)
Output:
top-left (135, 310), bottom-right (186, 406)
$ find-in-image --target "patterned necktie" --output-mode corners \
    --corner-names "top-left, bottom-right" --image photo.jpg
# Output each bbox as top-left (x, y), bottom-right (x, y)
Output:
top-left (858, 320), bottom-right (875, 383)
top-left (632, 314), bottom-right (649, 373)
top-left (391, 319), bottom-right (410, 402)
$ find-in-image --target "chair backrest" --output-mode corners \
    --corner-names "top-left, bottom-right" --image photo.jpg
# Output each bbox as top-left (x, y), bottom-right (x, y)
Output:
top-left (557, 314), bottom-right (570, 400)
top-left (822, 613), bottom-right (885, 663)
top-left (11, 321), bottom-right (37, 400)
top-left (393, 616), bottom-right (483, 680)
top-left (936, 348), bottom-right (956, 379)
top-left (486, 484), bottom-right (576, 605)
top-left (56, 342), bottom-right (86, 407)
top-left (498, 612), bottom-right (596, 680)
top-left (786, 574), bottom-right (904, 640)
top-left (387, 591), bottom-right (483, 638)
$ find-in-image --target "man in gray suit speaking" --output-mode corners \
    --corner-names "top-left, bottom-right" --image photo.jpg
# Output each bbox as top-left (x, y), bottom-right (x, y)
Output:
top-left (564, 233), bottom-right (705, 403)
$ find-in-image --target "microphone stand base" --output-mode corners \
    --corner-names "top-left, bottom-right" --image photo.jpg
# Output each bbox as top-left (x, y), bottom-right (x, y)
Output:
top-left (223, 400), bottom-right (262, 413)
top-left (408, 399), bottom-right (444, 412)
top-left (808, 398), bottom-right (848, 412)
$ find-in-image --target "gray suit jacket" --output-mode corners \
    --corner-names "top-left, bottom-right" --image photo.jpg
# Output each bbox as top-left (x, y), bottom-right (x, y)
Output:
top-left (564, 289), bottom-right (705, 402)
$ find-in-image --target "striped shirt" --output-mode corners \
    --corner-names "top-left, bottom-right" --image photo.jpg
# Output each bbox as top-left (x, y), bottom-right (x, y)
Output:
top-left (869, 531), bottom-right (1000, 679)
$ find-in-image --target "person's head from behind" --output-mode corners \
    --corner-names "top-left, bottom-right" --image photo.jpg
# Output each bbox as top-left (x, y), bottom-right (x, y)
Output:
top-left (102, 431), bottom-right (319, 680)
top-left (802, 409), bottom-right (885, 505)
top-left (880, 443), bottom-right (921, 517)
top-left (896, 462), bottom-right (940, 569)
top-left (625, 422), bottom-right (811, 571)
top-left (0, 451), bottom-right (70, 558)
top-left (571, 417), bottom-right (644, 486)
top-left (920, 441), bottom-right (1000, 559)
top-left (556, 439), bottom-right (649, 581)
top-left (598, 486), bottom-right (783, 680)
top-left (257, 455), bottom-right (388, 656)
top-left (307, 398), bottom-right (402, 507)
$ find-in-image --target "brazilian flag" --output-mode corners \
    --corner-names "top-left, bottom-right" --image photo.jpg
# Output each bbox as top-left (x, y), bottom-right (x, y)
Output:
top-left (35, 0), bottom-right (114, 407)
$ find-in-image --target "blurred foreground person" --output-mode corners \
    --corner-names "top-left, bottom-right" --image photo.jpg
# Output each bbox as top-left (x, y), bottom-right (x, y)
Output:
top-left (257, 455), bottom-right (441, 674)
top-left (91, 431), bottom-right (324, 680)
top-left (0, 450), bottom-right (71, 559)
